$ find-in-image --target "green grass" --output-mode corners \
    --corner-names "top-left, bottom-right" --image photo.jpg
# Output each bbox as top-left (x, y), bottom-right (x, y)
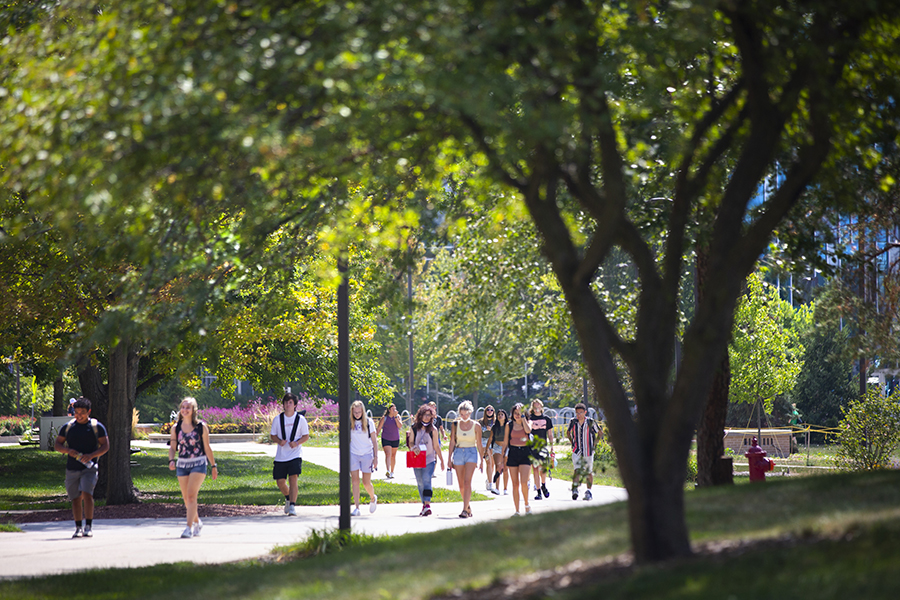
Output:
top-left (0, 446), bottom-right (464, 510)
top-left (0, 522), bottom-right (22, 532)
top-left (3, 470), bottom-right (900, 599)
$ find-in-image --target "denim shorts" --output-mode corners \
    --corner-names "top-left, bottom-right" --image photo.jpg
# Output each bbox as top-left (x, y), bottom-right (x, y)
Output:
top-left (452, 446), bottom-right (479, 465)
top-left (490, 443), bottom-right (505, 455)
top-left (176, 462), bottom-right (208, 477)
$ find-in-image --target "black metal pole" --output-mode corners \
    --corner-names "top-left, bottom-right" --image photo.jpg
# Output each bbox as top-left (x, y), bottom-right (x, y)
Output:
top-left (338, 259), bottom-right (351, 532)
top-left (408, 267), bottom-right (414, 414)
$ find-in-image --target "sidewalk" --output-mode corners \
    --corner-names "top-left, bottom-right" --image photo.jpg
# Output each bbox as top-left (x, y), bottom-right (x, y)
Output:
top-left (0, 442), bottom-right (627, 580)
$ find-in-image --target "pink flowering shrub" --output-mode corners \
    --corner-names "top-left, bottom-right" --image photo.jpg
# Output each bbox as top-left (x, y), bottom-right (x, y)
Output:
top-left (159, 394), bottom-right (338, 434)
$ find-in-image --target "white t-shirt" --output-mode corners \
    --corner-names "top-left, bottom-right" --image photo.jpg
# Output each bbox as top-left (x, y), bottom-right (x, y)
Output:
top-left (270, 412), bottom-right (310, 463)
top-left (349, 417), bottom-right (376, 456)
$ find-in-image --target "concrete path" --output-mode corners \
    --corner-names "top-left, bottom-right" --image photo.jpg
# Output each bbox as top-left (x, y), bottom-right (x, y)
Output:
top-left (0, 441), bottom-right (627, 580)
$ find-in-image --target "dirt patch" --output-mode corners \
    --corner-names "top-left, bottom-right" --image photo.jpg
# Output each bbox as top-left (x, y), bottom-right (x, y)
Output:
top-left (4, 502), bottom-right (280, 524)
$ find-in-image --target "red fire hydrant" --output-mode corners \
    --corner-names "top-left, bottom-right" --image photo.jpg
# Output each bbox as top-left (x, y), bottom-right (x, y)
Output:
top-left (745, 436), bottom-right (775, 482)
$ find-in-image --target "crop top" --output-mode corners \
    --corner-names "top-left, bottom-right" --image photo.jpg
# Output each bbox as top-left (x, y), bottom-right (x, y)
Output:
top-left (509, 423), bottom-right (529, 446)
top-left (455, 420), bottom-right (478, 447)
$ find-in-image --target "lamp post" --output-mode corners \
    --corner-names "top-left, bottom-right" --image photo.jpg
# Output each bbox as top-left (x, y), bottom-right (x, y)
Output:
top-left (338, 259), bottom-right (351, 532)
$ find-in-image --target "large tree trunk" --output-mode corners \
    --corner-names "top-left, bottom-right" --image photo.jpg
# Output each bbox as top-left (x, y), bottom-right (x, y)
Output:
top-left (106, 339), bottom-right (139, 505)
top-left (696, 355), bottom-right (733, 487)
top-left (695, 248), bottom-right (734, 487)
top-left (52, 373), bottom-right (65, 416)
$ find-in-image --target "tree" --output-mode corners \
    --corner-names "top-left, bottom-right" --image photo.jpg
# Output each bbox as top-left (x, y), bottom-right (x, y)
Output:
top-left (793, 320), bottom-right (855, 433)
top-left (834, 388), bottom-right (900, 471)
top-left (3, 0), bottom-right (899, 563)
top-left (728, 273), bottom-right (806, 432)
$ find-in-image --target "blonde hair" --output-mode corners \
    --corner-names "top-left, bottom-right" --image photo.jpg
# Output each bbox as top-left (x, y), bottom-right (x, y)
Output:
top-left (178, 397), bottom-right (200, 426)
top-left (457, 400), bottom-right (474, 415)
top-left (351, 400), bottom-right (369, 433)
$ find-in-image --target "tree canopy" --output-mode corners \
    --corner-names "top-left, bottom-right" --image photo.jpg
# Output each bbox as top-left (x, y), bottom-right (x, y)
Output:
top-left (3, 0), bottom-right (899, 562)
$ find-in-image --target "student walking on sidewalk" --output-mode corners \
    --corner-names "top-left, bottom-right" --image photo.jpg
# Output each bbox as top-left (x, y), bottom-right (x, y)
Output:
top-left (407, 405), bottom-right (444, 516)
top-left (349, 400), bottom-right (378, 516)
top-left (448, 401), bottom-right (484, 518)
top-left (376, 403), bottom-right (402, 479)
top-left (505, 403), bottom-right (533, 515)
top-left (269, 393), bottom-right (310, 516)
top-left (168, 397), bottom-right (216, 538)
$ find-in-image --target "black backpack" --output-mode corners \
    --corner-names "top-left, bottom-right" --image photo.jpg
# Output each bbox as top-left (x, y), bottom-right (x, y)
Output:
top-left (280, 412), bottom-right (302, 442)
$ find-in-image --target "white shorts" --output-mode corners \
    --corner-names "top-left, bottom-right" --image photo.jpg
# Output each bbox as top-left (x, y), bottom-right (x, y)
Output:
top-left (350, 452), bottom-right (374, 473)
top-left (572, 453), bottom-right (594, 472)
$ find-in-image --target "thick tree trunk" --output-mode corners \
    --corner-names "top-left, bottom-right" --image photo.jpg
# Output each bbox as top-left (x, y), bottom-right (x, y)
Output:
top-left (695, 247), bottom-right (734, 487)
top-left (106, 339), bottom-right (139, 505)
top-left (625, 463), bottom-right (693, 561)
top-left (52, 374), bottom-right (65, 416)
top-left (696, 355), bottom-right (733, 487)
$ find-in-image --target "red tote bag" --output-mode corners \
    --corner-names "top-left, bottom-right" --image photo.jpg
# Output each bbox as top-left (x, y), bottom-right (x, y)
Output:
top-left (406, 450), bottom-right (426, 468)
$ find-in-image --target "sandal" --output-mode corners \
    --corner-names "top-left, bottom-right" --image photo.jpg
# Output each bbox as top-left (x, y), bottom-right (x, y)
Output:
top-left (466, 508), bottom-right (473, 518)
top-left (459, 510), bottom-right (469, 518)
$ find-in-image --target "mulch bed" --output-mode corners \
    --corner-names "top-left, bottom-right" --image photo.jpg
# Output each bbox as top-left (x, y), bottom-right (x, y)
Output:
top-left (4, 502), bottom-right (280, 524)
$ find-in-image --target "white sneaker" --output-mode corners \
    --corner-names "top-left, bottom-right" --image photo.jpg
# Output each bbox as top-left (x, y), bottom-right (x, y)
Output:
top-left (369, 495), bottom-right (378, 513)
top-left (486, 479), bottom-right (492, 491)
top-left (192, 520), bottom-right (202, 537)
top-left (351, 507), bottom-right (361, 517)
top-left (288, 504), bottom-right (297, 516)
top-left (503, 489), bottom-right (509, 496)
top-left (283, 501), bottom-right (290, 515)
top-left (584, 489), bottom-right (593, 501)
top-left (181, 526), bottom-right (193, 539)
top-left (525, 506), bottom-right (533, 515)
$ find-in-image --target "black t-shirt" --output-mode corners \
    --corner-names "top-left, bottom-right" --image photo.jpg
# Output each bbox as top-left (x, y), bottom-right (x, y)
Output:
top-left (529, 414), bottom-right (553, 440)
top-left (59, 419), bottom-right (108, 471)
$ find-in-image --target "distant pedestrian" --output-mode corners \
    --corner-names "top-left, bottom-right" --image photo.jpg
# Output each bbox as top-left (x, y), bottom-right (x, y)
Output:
top-left (55, 397), bottom-right (109, 538)
top-left (567, 402), bottom-right (601, 501)
top-left (406, 404), bottom-right (444, 516)
top-left (66, 398), bottom-right (76, 417)
top-left (480, 405), bottom-right (496, 492)
top-left (168, 397), bottom-right (217, 538)
top-left (505, 403), bottom-right (533, 515)
top-left (487, 409), bottom-right (509, 495)
top-left (349, 400), bottom-right (378, 516)
top-left (376, 403), bottom-right (402, 479)
top-left (448, 401), bottom-right (484, 518)
top-left (269, 393), bottom-right (310, 516)
top-left (428, 401), bottom-right (446, 443)
top-left (529, 400), bottom-right (554, 501)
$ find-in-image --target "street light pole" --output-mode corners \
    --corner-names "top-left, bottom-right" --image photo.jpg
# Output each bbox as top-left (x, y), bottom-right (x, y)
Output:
top-left (338, 259), bottom-right (351, 532)
top-left (408, 267), bottom-right (415, 414)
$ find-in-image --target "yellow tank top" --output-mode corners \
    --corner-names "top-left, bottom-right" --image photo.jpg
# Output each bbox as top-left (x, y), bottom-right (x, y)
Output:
top-left (455, 420), bottom-right (477, 447)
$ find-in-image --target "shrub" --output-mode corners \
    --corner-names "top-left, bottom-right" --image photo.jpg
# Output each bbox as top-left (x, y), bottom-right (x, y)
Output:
top-left (834, 389), bottom-right (900, 471)
top-left (0, 415), bottom-right (34, 436)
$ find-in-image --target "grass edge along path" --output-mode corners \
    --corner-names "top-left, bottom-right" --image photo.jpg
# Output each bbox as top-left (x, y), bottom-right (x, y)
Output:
top-left (2, 470), bottom-right (900, 599)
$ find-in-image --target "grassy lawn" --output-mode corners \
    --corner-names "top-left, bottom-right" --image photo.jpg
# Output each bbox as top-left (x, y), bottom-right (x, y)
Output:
top-left (2, 469), bottom-right (900, 599)
top-left (0, 446), bottom-right (464, 510)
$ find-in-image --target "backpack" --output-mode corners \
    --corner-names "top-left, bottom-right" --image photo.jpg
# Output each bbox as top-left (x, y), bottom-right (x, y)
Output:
top-left (280, 412), bottom-right (302, 442)
top-left (175, 420), bottom-right (207, 445)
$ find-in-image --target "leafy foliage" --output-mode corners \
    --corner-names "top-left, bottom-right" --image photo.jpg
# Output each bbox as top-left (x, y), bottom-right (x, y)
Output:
top-left (793, 321), bottom-right (855, 430)
top-left (834, 389), bottom-right (900, 471)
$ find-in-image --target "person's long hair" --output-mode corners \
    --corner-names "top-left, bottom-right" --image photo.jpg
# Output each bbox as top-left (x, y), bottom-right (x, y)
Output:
top-left (177, 397), bottom-right (200, 427)
top-left (351, 400), bottom-right (369, 433)
top-left (480, 405), bottom-right (495, 428)
top-left (412, 404), bottom-right (435, 434)
top-left (492, 409), bottom-right (508, 439)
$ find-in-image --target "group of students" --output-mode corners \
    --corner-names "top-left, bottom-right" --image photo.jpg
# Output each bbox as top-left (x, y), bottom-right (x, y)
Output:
top-left (403, 399), bottom-right (602, 517)
top-left (54, 393), bottom-right (602, 539)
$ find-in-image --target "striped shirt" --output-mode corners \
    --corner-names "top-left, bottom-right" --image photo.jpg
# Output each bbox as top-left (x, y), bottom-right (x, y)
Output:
top-left (567, 417), bottom-right (600, 456)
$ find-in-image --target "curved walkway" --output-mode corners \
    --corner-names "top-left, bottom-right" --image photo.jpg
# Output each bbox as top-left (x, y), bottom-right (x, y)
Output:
top-left (0, 442), bottom-right (626, 580)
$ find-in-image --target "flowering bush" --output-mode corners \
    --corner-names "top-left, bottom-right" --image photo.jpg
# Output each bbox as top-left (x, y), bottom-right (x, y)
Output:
top-left (158, 395), bottom-right (338, 434)
top-left (0, 415), bottom-right (34, 436)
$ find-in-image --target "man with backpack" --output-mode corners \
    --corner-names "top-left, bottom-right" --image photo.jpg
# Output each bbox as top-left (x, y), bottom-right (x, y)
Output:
top-left (54, 397), bottom-right (109, 538)
top-left (269, 393), bottom-right (310, 516)
top-left (566, 402), bottom-right (601, 501)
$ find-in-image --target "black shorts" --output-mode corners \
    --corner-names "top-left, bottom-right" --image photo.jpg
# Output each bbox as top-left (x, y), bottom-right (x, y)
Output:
top-left (273, 458), bottom-right (302, 480)
top-left (381, 438), bottom-right (400, 448)
top-left (506, 445), bottom-right (532, 468)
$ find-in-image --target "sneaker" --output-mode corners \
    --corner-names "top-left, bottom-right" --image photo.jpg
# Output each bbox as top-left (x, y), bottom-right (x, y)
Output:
top-left (422, 506), bottom-right (432, 517)
top-left (181, 526), bottom-right (193, 539)
top-left (512, 511), bottom-right (521, 517)
top-left (525, 506), bottom-right (533, 515)
top-left (351, 507), bottom-right (361, 517)
top-left (369, 495), bottom-right (378, 513)
top-left (534, 490), bottom-right (543, 500)
top-left (288, 504), bottom-right (297, 516)
top-left (283, 501), bottom-right (290, 515)
top-left (490, 487), bottom-right (500, 495)
top-left (72, 527), bottom-right (84, 538)
top-left (584, 489), bottom-right (593, 501)
top-left (503, 489), bottom-right (509, 496)
top-left (386, 471), bottom-right (392, 479)
top-left (542, 483), bottom-right (549, 498)
top-left (572, 489), bottom-right (579, 500)
top-left (192, 520), bottom-right (202, 537)
top-left (83, 525), bottom-right (93, 538)
top-left (486, 479), bottom-right (492, 491)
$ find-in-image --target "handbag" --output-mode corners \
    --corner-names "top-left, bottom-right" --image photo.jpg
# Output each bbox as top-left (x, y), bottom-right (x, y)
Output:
top-left (445, 467), bottom-right (454, 486)
top-left (406, 450), bottom-right (426, 468)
